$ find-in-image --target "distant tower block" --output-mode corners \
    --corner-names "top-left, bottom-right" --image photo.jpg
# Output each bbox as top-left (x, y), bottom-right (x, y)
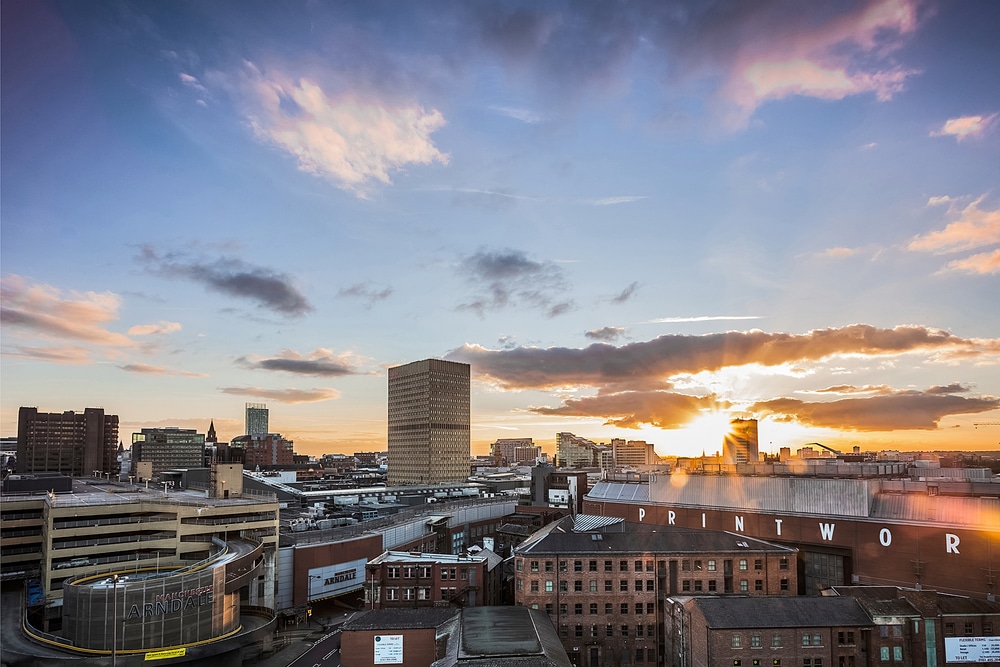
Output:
top-left (245, 403), bottom-right (268, 436)
top-left (723, 418), bottom-right (759, 464)
top-left (387, 359), bottom-right (470, 485)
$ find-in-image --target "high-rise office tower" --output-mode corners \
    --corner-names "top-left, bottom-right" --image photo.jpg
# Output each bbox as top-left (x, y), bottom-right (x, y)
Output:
top-left (245, 403), bottom-right (268, 436)
top-left (17, 407), bottom-right (119, 476)
top-left (387, 359), bottom-right (470, 485)
top-left (723, 418), bottom-right (759, 464)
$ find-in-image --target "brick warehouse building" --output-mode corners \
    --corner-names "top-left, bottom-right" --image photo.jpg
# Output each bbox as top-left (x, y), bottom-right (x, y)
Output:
top-left (514, 515), bottom-right (798, 667)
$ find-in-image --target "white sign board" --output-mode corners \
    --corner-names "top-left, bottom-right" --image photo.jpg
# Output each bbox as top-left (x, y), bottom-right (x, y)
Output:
top-left (374, 634), bottom-right (403, 664)
top-left (946, 637), bottom-right (1000, 663)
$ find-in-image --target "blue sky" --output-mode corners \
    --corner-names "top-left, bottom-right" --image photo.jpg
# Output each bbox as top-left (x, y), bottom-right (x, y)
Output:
top-left (2, 0), bottom-right (999, 457)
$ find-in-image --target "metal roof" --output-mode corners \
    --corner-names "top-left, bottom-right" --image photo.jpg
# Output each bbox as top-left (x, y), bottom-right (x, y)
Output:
top-left (692, 596), bottom-right (872, 629)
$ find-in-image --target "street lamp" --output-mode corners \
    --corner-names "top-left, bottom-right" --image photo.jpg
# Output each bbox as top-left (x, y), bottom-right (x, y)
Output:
top-left (112, 574), bottom-right (119, 667)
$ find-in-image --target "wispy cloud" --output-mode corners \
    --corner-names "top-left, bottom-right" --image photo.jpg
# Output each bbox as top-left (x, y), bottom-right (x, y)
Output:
top-left (585, 326), bottom-right (626, 342)
top-left (179, 72), bottom-right (207, 94)
top-left (337, 282), bottom-right (393, 308)
top-left (1, 275), bottom-right (134, 348)
top-left (588, 196), bottom-right (647, 206)
top-left (219, 386), bottom-right (341, 404)
top-left (819, 247), bottom-right (859, 259)
top-left (241, 62), bottom-right (448, 197)
top-left (489, 105), bottom-right (545, 124)
top-left (609, 282), bottom-right (638, 304)
top-left (940, 249), bottom-right (1000, 276)
top-left (908, 196), bottom-right (1000, 275)
top-left (456, 248), bottom-right (573, 318)
top-left (930, 113), bottom-right (997, 141)
top-left (4, 345), bottom-right (94, 365)
top-left (236, 348), bottom-right (367, 377)
top-left (648, 315), bottom-right (762, 324)
top-left (138, 245), bottom-right (313, 316)
top-left (119, 362), bottom-right (207, 378)
top-left (128, 321), bottom-right (182, 336)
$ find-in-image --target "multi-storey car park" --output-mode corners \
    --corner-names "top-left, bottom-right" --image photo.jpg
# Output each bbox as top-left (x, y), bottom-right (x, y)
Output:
top-left (0, 472), bottom-right (280, 664)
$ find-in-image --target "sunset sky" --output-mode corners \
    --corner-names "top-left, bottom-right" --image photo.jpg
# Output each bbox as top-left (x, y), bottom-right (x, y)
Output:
top-left (2, 0), bottom-right (999, 459)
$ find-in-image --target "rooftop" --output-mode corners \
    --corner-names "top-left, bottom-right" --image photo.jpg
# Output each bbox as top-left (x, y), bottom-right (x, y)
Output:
top-left (688, 596), bottom-right (872, 629)
top-left (516, 515), bottom-right (795, 556)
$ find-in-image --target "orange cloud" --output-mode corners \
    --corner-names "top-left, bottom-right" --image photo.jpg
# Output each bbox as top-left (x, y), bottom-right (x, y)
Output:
top-left (909, 196), bottom-right (1000, 253)
top-left (532, 390), bottom-right (725, 429)
top-left (128, 321), bottom-right (183, 336)
top-left (751, 387), bottom-right (999, 431)
top-left (930, 113), bottom-right (997, 141)
top-left (219, 386), bottom-right (342, 404)
top-left (5, 345), bottom-right (94, 365)
top-left (119, 363), bottom-right (208, 378)
top-left (1, 275), bottom-right (134, 348)
top-left (941, 249), bottom-right (1000, 276)
top-left (450, 324), bottom-right (991, 391)
top-left (243, 63), bottom-right (448, 197)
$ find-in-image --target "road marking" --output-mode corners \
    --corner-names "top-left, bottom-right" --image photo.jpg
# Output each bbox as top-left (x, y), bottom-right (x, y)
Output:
top-left (324, 651), bottom-right (335, 659)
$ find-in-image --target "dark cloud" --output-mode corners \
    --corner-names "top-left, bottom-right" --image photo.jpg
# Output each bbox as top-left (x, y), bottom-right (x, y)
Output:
top-left (585, 326), bottom-right (626, 342)
top-left (448, 325), bottom-right (996, 390)
top-left (236, 348), bottom-right (363, 377)
top-left (751, 389), bottom-right (1000, 431)
top-left (532, 390), bottom-right (724, 429)
top-left (138, 245), bottom-right (312, 317)
top-left (610, 281), bottom-right (639, 304)
top-left (219, 386), bottom-right (341, 404)
top-left (456, 248), bottom-right (574, 317)
top-left (337, 282), bottom-right (393, 308)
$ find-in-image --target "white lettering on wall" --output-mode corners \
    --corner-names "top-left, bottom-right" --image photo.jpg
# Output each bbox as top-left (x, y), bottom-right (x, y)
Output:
top-left (638, 508), bottom-right (645, 522)
top-left (774, 518), bottom-right (782, 536)
top-left (879, 528), bottom-right (892, 547)
top-left (735, 516), bottom-right (744, 532)
top-left (668, 510), bottom-right (676, 525)
top-left (819, 523), bottom-right (836, 540)
top-left (946, 533), bottom-right (960, 554)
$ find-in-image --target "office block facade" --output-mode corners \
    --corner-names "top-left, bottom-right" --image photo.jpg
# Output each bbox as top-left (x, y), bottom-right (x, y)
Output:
top-left (16, 407), bottom-right (119, 476)
top-left (245, 402), bottom-right (269, 436)
top-left (387, 359), bottom-right (470, 485)
top-left (131, 427), bottom-right (205, 478)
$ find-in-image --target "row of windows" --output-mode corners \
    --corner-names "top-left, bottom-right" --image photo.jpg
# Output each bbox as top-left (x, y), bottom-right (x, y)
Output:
top-left (732, 660), bottom-right (855, 667)
top-left (385, 565), bottom-right (474, 579)
top-left (382, 586), bottom-right (457, 601)
top-left (732, 633), bottom-right (834, 648)
top-left (559, 623), bottom-right (656, 638)
top-left (550, 602), bottom-right (657, 615)
top-left (523, 559), bottom-right (655, 573)
top-left (519, 556), bottom-right (791, 573)
top-left (943, 621), bottom-right (994, 636)
top-left (523, 578), bottom-right (656, 593)
top-left (682, 578), bottom-right (789, 592)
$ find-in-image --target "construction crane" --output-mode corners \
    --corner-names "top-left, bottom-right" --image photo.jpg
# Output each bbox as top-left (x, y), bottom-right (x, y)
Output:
top-left (803, 442), bottom-right (843, 455)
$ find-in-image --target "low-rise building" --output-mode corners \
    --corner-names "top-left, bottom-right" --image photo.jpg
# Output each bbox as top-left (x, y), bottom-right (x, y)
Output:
top-left (665, 596), bottom-right (872, 667)
top-left (365, 548), bottom-right (504, 609)
top-left (341, 606), bottom-right (572, 667)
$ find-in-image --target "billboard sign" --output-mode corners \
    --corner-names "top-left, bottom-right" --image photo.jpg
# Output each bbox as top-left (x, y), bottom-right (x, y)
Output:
top-left (945, 637), bottom-right (1000, 663)
top-left (374, 634), bottom-right (403, 664)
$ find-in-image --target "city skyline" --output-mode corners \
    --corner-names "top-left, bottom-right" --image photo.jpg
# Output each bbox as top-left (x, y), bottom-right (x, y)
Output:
top-left (2, 1), bottom-right (999, 458)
